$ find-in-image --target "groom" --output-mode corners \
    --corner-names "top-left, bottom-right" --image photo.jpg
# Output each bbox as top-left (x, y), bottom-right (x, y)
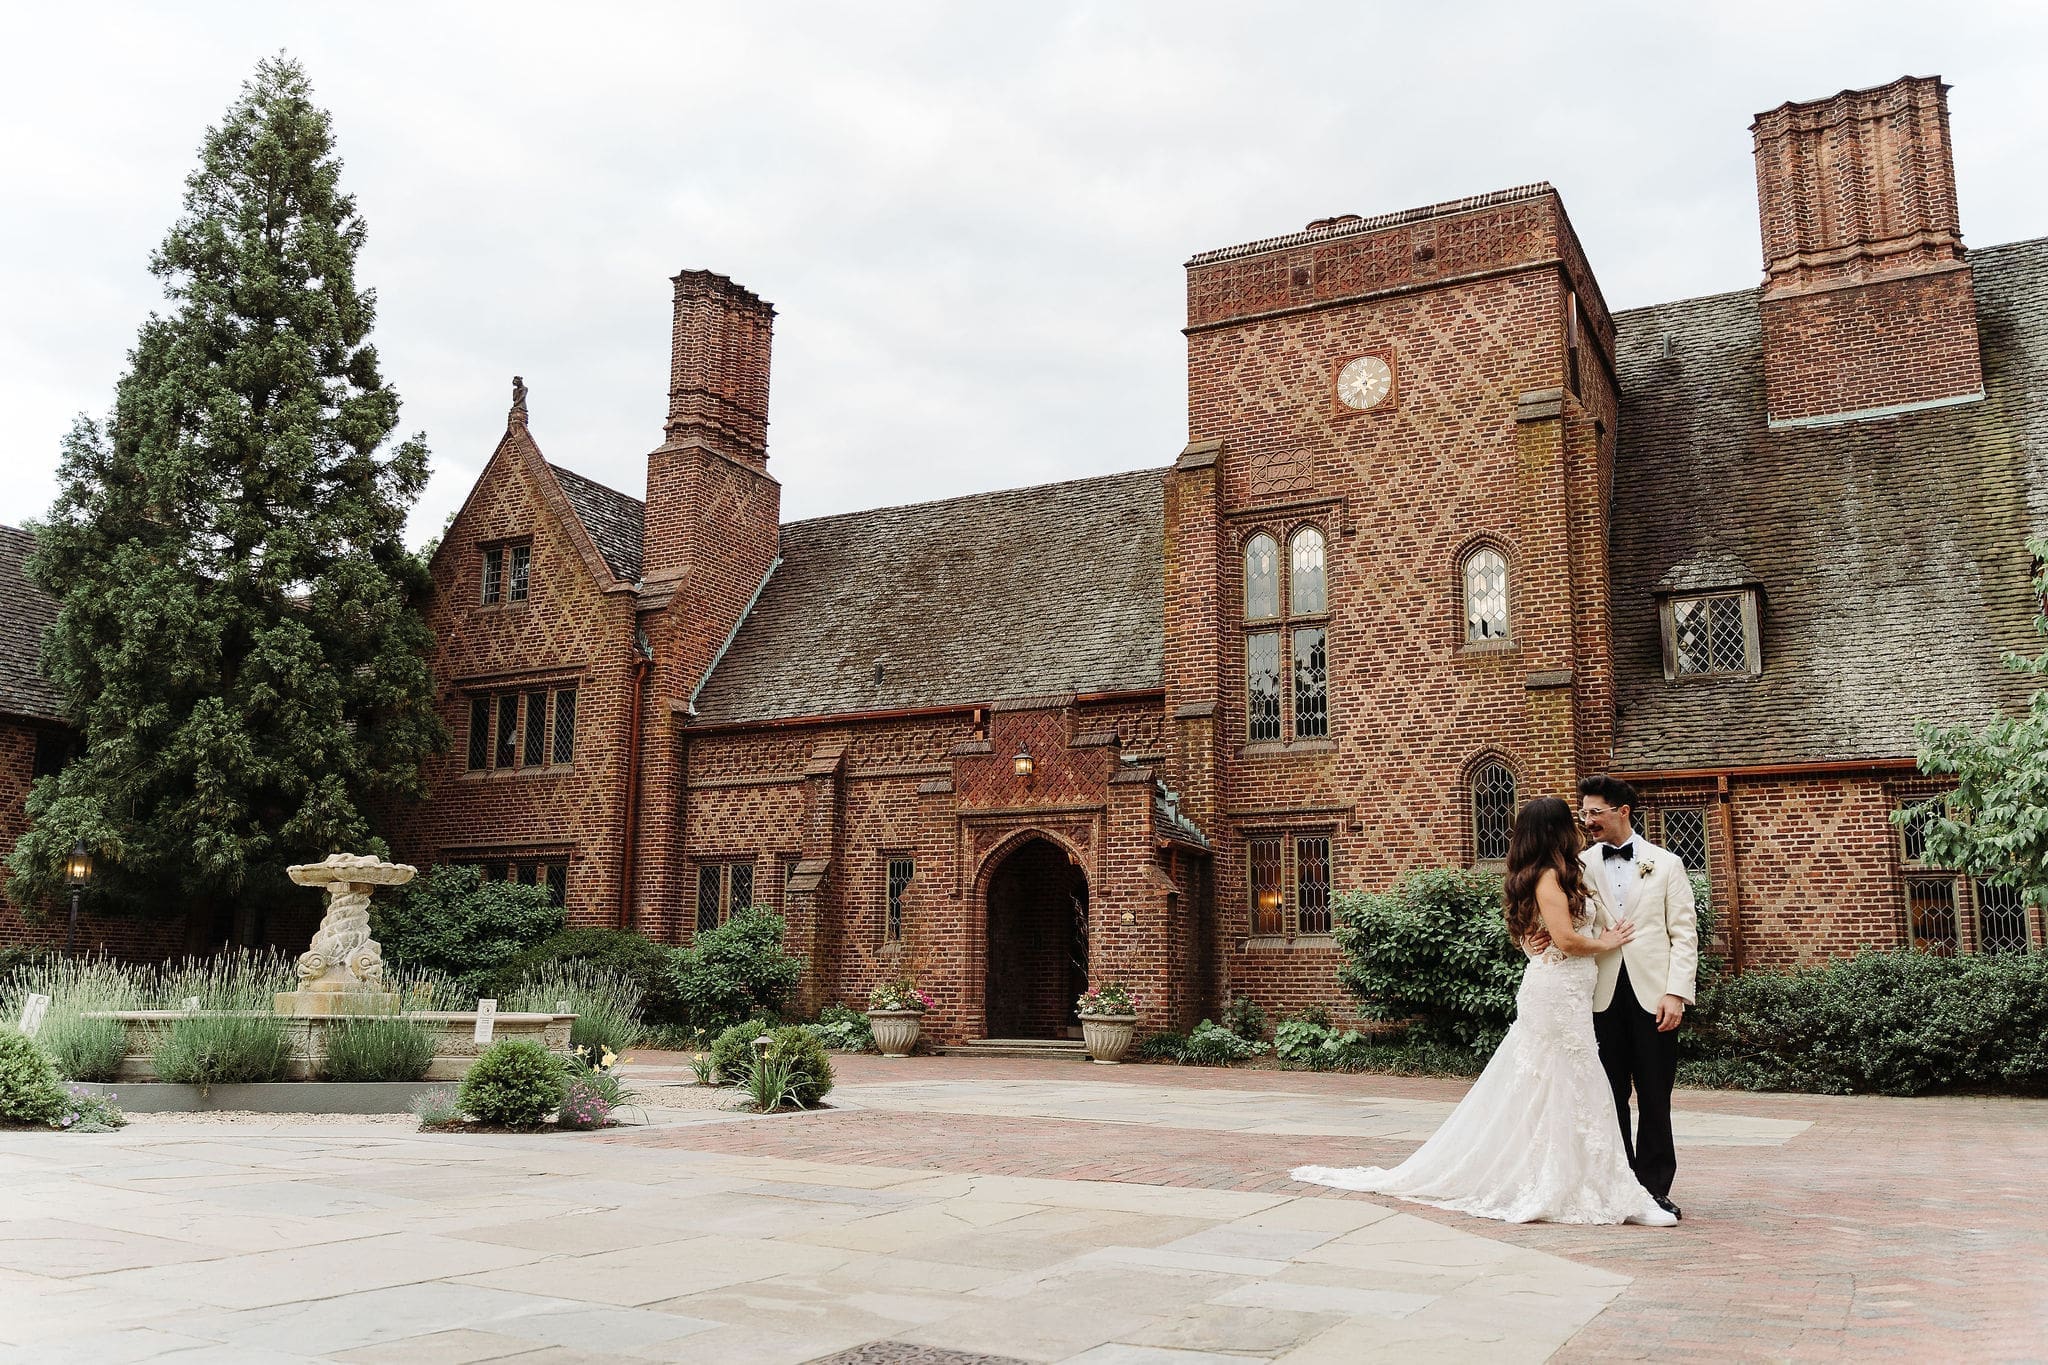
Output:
top-left (1578, 775), bottom-right (1698, 1221)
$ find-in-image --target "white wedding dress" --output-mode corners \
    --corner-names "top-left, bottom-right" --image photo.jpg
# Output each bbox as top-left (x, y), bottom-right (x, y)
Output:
top-left (1293, 938), bottom-right (1676, 1226)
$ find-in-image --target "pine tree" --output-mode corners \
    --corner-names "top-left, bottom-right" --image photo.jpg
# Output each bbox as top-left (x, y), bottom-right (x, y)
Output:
top-left (9, 55), bottom-right (444, 936)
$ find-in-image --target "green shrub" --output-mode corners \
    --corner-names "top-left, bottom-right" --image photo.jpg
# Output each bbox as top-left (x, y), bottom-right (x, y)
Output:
top-left (153, 1014), bottom-right (293, 1085)
top-left (321, 1017), bottom-right (435, 1082)
top-left (709, 1018), bottom-right (771, 1082)
top-left (485, 928), bottom-right (687, 1026)
top-left (0, 1029), bottom-right (69, 1126)
top-left (1181, 1019), bottom-right (1267, 1066)
top-left (1685, 948), bottom-right (2048, 1096)
top-left (373, 865), bottom-right (565, 999)
top-left (458, 1039), bottom-right (567, 1128)
top-left (1134, 1030), bottom-right (1189, 1062)
top-left (1333, 869), bottom-right (1523, 1051)
top-left (505, 960), bottom-right (641, 1057)
top-left (1273, 1016), bottom-right (1340, 1064)
top-left (737, 1049), bottom-right (822, 1112)
top-left (804, 1004), bottom-right (873, 1053)
top-left (671, 909), bottom-right (806, 1032)
top-left (39, 1014), bottom-right (130, 1082)
top-left (1222, 995), bottom-right (1269, 1043)
top-left (411, 1085), bottom-right (463, 1128)
top-left (764, 1025), bottom-right (834, 1101)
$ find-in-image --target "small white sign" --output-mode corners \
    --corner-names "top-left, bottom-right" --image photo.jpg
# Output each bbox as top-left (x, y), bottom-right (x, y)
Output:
top-left (474, 999), bottom-right (497, 1044)
top-left (19, 994), bottom-right (50, 1038)
top-left (183, 996), bottom-right (201, 1014)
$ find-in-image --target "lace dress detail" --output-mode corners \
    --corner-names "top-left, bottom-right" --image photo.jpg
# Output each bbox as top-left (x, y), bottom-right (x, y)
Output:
top-left (1293, 903), bottom-right (1673, 1226)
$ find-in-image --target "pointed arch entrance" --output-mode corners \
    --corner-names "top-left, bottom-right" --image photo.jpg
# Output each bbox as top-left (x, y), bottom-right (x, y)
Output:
top-left (982, 834), bottom-right (1090, 1039)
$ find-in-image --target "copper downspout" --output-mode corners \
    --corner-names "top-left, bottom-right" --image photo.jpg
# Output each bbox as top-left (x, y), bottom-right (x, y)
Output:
top-left (618, 653), bottom-right (651, 932)
top-left (1715, 773), bottom-right (1744, 972)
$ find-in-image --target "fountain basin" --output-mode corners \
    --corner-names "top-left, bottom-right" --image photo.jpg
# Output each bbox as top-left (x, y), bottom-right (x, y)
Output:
top-left (85, 1010), bottom-right (575, 1081)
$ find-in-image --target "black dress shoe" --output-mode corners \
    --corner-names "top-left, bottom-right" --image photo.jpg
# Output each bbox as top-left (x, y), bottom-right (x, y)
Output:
top-left (1654, 1195), bottom-right (1682, 1221)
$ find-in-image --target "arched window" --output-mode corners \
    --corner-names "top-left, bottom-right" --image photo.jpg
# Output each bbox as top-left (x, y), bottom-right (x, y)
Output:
top-left (1289, 527), bottom-right (1326, 615)
top-left (1244, 534), bottom-right (1279, 620)
top-left (1472, 761), bottom-right (1516, 861)
top-left (1463, 547), bottom-right (1508, 642)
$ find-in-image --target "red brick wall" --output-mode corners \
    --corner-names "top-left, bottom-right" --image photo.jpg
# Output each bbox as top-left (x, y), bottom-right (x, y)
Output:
top-left (1760, 267), bottom-right (1984, 424)
top-left (379, 428), bottom-right (640, 928)
top-left (1725, 775), bottom-right (1910, 969)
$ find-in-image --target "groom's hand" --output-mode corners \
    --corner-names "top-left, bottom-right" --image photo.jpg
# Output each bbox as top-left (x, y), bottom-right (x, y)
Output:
top-left (1655, 995), bottom-right (1686, 1032)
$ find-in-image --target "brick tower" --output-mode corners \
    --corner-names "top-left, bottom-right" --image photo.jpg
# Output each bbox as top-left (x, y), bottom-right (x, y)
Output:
top-left (1752, 76), bottom-right (1984, 427)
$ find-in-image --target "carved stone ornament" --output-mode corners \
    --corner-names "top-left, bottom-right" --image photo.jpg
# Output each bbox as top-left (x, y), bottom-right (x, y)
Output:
top-left (279, 853), bottom-right (416, 1015)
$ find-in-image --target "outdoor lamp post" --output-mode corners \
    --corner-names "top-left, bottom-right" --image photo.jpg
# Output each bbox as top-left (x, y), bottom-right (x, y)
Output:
top-left (63, 840), bottom-right (93, 956)
top-left (1012, 746), bottom-right (1035, 781)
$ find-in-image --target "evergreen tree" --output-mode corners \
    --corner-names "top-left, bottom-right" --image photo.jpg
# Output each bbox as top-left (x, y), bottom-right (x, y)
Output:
top-left (1902, 539), bottom-right (2048, 912)
top-left (9, 55), bottom-right (443, 935)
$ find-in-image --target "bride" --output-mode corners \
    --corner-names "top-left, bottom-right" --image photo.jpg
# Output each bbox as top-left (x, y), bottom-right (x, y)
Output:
top-left (1293, 796), bottom-right (1678, 1226)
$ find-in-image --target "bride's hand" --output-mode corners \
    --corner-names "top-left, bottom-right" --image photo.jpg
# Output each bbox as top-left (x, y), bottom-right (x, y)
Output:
top-left (1599, 921), bottom-right (1637, 950)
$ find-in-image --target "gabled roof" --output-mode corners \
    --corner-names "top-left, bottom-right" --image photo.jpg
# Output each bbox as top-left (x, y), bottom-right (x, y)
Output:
top-left (0, 525), bottom-right (66, 724)
top-left (549, 463), bottom-right (644, 584)
top-left (693, 468), bottom-right (1165, 725)
top-left (1607, 237), bottom-right (2048, 771)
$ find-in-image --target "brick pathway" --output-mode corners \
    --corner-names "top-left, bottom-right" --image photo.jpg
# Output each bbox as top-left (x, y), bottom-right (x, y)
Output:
top-left (611, 1053), bottom-right (2048, 1360)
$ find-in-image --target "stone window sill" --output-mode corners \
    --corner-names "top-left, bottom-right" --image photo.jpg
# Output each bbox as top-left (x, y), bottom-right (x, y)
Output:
top-left (1243, 738), bottom-right (1337, 757)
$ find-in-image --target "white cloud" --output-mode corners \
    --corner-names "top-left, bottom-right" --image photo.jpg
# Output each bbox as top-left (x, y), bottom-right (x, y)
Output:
top-left (3, 0), bottom-right (2045, 543)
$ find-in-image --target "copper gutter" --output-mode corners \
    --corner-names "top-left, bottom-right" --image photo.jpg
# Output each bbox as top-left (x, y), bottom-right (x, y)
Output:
top-left (681, 687), bottom-right (1165, 735)
top-left (618, 652), bottom-right (651, 931)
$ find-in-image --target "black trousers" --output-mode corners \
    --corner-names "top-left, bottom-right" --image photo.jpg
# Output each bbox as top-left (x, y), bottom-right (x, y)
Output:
top-left (1593, 961), bottom-right (1678, 1199)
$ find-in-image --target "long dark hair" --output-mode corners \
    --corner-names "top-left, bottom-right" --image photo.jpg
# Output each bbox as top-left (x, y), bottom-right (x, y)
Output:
top-left (1503, 796), bottom-right (1586, 944)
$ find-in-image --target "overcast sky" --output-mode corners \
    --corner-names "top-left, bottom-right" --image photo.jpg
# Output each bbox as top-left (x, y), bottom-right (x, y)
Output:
top-left (5, 2), bottom-right (2046, 548)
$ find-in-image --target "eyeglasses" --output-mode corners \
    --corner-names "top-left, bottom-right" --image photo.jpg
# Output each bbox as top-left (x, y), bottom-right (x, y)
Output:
top-left (1579, 805), bottom-right (1617, 822)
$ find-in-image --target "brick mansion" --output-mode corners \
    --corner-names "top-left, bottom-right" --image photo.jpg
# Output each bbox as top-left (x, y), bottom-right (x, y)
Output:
top-left (4, 75), bottom-right (2044, 1037)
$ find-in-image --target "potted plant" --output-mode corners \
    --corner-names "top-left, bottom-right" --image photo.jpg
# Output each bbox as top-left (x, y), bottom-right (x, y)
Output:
top-left (866, 980), bottom-right (932, 1058)
top-left (1076, 983), bottom-right (1139, 1064)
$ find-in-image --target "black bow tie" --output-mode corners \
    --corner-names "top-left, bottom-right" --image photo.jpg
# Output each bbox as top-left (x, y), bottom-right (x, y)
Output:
top-left (1601, 843), bottom-right (1634, 862)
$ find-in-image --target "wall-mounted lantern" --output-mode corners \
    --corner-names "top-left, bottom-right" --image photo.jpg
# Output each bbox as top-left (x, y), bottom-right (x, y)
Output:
top-left (1012, 746), bottom-right (1035, 781)
top-left (63, 840), bottom-right (93, 956)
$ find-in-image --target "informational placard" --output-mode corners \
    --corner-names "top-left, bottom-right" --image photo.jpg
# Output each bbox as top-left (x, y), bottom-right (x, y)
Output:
top-left (474, 998), bottom-right (497, 1044)
top-left (19, 994), bottom-right (50, 1038)
top-left (183, 996), bottom-right (201, 1013)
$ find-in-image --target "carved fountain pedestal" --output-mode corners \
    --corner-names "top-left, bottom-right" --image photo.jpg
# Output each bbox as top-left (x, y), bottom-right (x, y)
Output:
top-left (273, 853), bottom-right (416, 1018)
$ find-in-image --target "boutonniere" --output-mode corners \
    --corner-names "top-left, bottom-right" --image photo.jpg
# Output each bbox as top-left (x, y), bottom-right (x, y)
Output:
top-left (1637, 861), bottom-right (1656, 882)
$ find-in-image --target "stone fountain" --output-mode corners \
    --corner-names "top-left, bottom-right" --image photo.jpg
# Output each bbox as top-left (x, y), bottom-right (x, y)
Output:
top-left (275, 852), bottom-right (416, 1017)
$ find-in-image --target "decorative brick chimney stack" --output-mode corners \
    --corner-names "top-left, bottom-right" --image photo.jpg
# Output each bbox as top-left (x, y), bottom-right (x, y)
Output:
top-left (644, 271), bottom-right (779, 585)
top-left (1752, 76), bottom-right (1984, 427)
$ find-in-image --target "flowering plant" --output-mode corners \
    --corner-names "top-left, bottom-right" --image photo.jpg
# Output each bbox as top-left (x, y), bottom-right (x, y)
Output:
top-left (1076, 983), bottom-right (1137, 1017)
top-left (569, 1044), bottom-right (626, 1075)
top-left (557, 1075), bottom-right (615, 1131)
top-left (868, 980), bottom-right (934, 1013)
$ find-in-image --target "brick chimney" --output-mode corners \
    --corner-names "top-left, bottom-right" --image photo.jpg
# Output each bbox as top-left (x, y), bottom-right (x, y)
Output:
top-left (644, 270), bottom-right (779, 584)
top-left (1752, 76), bottom-right (1984, 428)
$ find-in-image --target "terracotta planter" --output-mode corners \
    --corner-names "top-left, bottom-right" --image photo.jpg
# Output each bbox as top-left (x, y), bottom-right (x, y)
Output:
top-left (867, 1009), bottom-right (923, 1058)
top-left (1080, 1013), bottom-right (1138, 1064)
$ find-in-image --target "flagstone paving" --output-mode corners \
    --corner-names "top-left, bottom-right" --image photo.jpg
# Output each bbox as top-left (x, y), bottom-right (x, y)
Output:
top-left (0, 1054), bottom-right (2040, 1361)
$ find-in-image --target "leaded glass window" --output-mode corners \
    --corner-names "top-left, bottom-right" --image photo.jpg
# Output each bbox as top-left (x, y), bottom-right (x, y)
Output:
top-left (517, 862), bottom-right (538, 886)
top-left (696, 864), bottom-right (722, 934)
top-left (1464, 548), bottom-right (1508, 642)
top-left (1293, 628), bottom-right (1327, 739)
top-left (467, 696), bottom-right (490, 771)
top-left (1248, 837), bottom-right (1283, 935)
top-left (1900, 798), bottom-right (1941, 864)
top-left (1244, 534), bottom-right (1279, 620)
top-left (1473, 762), bottom-right (1516, 862)
top-left (1290, 528), bottom-right (1327, 615)
top-left (1905, 877), bottom-right (1958, 955)
top-left (1673, 592), bottom-right (1750, 676)
top-left (1629, 807), bottom-right (1649, 840)
top-left (545, 863), bottom-right (567, 909)
top-left (1974, 881), bottom-right (2030, 954)
top-left (552, 689), bottom-right (577, 764)
top-left (508, 544), bottom-right (531, 602)
top-left (1247, 632), bottom-right (1282, 742)
top-left (523, 690), bottom-right (548, 767)
top-left (730, 863), bottom-right (754, 914)
top-left (480, 548), bottom-right (502, 605)
top-left (495, 695), bottom-right (519, 769)
top-left (887, 858), bottom-right (914, 942)
top-left (1296, 837), bottom-right (1332, 935)
top-left (1661, 808), bottom-right (1709, 872)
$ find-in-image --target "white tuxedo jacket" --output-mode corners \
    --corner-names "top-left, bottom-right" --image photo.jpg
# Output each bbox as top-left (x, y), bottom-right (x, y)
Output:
top-left (1582, 839), bottom-right (1699, 1014)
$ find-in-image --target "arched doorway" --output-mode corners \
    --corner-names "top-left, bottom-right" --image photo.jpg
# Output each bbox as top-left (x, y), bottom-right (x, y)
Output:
top-left (984, 836), bottom-right (1089, 1039)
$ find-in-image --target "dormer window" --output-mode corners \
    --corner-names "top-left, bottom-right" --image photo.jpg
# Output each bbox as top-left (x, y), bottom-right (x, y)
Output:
top-left (1661, 590), bottom-right (1760, 679)
top-left (1653, 553), bottom-right (1763, 681)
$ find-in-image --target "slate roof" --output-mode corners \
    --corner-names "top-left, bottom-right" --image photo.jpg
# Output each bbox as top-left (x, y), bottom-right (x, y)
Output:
top-left (0, 525), bottom-right (65, 724)
top-left (693, 469), bottom-right (1165, 725)
top-left (1607, 237), bottom-right (2048, 771)
top-left (549, 463), bottom-right (645, 583)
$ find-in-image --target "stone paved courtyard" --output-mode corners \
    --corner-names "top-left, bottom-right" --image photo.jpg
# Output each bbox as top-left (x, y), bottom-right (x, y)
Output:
top-left (1, 1055), bottom-right (2041, 1362)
